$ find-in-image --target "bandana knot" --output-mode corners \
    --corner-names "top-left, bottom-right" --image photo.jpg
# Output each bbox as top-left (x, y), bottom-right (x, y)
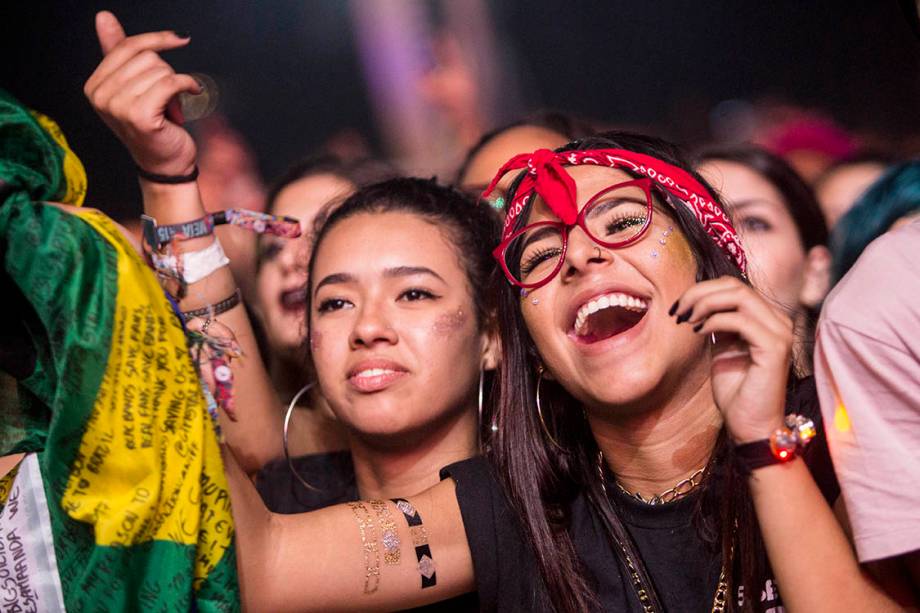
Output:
top-left (527, 148), bottom-right (578, 225)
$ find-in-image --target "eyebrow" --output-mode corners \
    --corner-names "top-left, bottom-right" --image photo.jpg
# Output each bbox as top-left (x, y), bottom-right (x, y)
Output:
top-left (729, 198), bottom-right (780, 211)
top-left (585, 196), bottom-right (648, 220)
top-left (384, 266), bottom-right (446, 283)
top-left (521, 225), bottom-right (561, 251)
top-left (314, 272), bottom-right (357, 296)
top-left (313, 266), bottom-right (446, 297)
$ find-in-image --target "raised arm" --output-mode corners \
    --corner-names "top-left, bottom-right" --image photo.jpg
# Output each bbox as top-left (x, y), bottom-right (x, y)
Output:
top-left (84, 11), bottom-right (281, 474)
top-left (222, 444), bottom-right (474, 612)
top-left (679, 276), bottom-right (900, 611)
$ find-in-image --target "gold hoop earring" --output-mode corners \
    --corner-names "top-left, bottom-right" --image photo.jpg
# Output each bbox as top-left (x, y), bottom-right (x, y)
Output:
top-left (535, 367), bottom-right (565, 451)
top-left (284, 383), bottom-right (320, 491)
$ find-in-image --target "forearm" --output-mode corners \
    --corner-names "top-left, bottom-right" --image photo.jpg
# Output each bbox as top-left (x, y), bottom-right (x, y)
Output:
top-left (142, 180), bottom-right (281, 474)
top-left (223, 442), bottom-right (475, 612)
top-left (748, 458), bottom-right (898, 612)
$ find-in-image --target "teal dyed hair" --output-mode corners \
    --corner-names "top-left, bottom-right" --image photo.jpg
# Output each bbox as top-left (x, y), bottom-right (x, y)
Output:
top-left (830, 160), bottom-right (920, 283)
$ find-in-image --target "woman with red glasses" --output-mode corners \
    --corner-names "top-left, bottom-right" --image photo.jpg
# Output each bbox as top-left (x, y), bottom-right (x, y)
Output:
top-left (80, 17), bottom-right (902, 611)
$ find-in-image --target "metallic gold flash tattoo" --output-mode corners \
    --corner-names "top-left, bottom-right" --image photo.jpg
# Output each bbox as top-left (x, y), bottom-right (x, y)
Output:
top-left (369, 499), bottom-right (401, 565)
top-left (347, 501), bottom-right (380, 594)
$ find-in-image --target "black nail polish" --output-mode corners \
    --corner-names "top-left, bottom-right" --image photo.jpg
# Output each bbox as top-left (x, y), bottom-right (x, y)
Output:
top-left (668, 300), bottom-right (679, 316)
top-left (676, 308), bottom-right (693, 324)
top-left (175, 30), bottom-right (191, 39)
top-left (692, 322), bottom-right (703, 332)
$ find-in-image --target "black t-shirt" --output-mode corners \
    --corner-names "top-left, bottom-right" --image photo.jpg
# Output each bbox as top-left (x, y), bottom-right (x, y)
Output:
top-left (257, 451), bottom-right (480, 612)
top-left (257, 450), bottom-right (358, 513)
top-left (441, 377), bottom-right (838, 612)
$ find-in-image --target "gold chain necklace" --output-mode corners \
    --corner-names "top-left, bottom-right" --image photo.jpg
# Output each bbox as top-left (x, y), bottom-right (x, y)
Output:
top-left (615, 466), bottom-right (707, 505)
top-left (597, 452), bottom-right (730, 613)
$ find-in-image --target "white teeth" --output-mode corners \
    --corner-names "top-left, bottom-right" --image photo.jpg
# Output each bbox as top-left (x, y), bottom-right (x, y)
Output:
top-left (355, 368), bottom-right (395, 378)
top-left (573, 292), bottom-right (649, 336)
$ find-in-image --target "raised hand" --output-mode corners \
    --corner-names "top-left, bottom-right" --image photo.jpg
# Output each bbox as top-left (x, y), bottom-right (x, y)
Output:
top-left (84, 11), bottom-right (201, 176)
top-left (673, 276), bottom-right (794, 443)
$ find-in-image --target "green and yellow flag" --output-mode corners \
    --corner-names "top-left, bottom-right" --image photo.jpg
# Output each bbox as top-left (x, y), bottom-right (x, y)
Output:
top-left (0, 89), bottom-right (239, 611)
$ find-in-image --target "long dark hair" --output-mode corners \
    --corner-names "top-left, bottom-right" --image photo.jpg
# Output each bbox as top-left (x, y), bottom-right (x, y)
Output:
top-left (304, 175), bottom-right (501, 342)
top-left (489, 132), bottom-right (763, 612)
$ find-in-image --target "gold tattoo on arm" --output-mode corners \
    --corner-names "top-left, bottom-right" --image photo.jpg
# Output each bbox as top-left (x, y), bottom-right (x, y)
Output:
top-left (369, 499), bottom-right (401, 565)
top-left (347, 501), bottom-right (380, 594)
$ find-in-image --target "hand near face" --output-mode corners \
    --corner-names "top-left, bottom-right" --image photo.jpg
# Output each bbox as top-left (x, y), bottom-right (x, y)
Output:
top-left (672, 276), bottom-right (794, 443)
top-left (84, 11), bottom-right (200, 176)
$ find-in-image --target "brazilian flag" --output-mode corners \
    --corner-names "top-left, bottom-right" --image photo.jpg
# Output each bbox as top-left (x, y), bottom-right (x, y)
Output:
top-left (0, 89), bottom-right (239, 611)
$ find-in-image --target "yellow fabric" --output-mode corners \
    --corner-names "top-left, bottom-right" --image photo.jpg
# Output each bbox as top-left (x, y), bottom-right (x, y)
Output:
top-left (61, 210), bottom-right (232, 587)
top-left (31, 111), bottom-right (87, 206)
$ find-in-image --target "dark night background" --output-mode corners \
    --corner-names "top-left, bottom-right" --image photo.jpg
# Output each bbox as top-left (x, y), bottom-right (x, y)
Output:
top-left (2, 1), bottom-right (918, 219)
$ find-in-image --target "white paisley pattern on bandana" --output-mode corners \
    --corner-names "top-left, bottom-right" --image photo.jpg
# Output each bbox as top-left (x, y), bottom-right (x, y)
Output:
top-left (483, 148), bottom-right (747, 274)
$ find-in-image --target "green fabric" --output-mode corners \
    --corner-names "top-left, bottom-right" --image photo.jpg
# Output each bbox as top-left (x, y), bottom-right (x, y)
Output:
top-left (0, 91), bottom-right (239, 611)
top-left (0, 89), bottom-right (67, 206)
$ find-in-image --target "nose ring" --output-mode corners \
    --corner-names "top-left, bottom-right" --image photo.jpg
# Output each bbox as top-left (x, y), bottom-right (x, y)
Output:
top-left (594, 246), bottom-right (603, 260)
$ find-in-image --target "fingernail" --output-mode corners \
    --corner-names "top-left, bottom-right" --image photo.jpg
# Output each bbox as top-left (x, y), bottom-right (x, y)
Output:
top-left (668, 300), bottom-right (679, 316)
top-left (175, 30), bottom-right (191, 39)
top-left (676, 308), bottom-right (693, 324)
top-left (692, 322), bottom-right (704, 332)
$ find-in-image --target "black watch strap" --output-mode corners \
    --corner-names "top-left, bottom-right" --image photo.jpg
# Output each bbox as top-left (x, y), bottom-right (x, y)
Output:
top-left (734, 439), bottom-right (797, 472)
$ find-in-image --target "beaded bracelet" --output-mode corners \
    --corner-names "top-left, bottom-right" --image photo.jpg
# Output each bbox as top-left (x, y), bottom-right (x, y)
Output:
top-left (181, 288), bottom-right (242, 321)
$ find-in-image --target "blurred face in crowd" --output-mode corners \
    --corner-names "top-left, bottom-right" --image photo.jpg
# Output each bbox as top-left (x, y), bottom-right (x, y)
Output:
top-left (699, 160), bottom-right (829, 312)
top-left (309, 212), bottom-right (495, 444)
top-left (815, 161), bottom-right (886, 229)
top-left (460, 125), bottom-right (569, 203)
top-left (254, 173), bottom-right (356, 359)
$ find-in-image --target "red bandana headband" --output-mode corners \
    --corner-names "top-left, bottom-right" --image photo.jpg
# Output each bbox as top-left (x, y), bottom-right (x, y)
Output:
top-left (482, 148), bottom-right (747, 274)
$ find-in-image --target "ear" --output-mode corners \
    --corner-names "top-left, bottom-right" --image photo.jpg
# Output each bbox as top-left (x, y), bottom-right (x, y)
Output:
top-left (479, 319), bottom-right (502, 371)
top-left (799, 245), bottom-right (832, 308)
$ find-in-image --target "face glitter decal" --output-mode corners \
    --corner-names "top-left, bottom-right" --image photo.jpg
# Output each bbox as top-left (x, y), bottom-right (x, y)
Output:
top-left (309, 329), bottom-right (322, 351)
top-left (432, 307), bottom-right (467, 336)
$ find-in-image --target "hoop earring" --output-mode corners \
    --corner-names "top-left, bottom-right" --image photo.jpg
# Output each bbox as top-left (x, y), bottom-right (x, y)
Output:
top-left (535, 367), bottom-right (565, 451)
top-left (284, 383), bottom-right (321, 491)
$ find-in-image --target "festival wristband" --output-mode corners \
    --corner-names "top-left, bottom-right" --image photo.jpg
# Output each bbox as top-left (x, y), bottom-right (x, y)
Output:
top-left (142, 209), bottom-right (302, 250)
top-left (181, 288), bottom-right (242, 320)
top-left (149, 239), bottom-right (229, 284)
top-left (734, 414), bottom-right (816, 472)
top-left (392, 498), bottom-right (437, 589)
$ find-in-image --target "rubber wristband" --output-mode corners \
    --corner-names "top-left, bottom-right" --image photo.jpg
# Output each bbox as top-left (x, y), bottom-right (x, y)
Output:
top-left (136, 164), bottom-right (199, 184)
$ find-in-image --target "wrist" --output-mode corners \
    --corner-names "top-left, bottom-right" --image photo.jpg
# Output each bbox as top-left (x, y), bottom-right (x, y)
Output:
top-left (733, 414), bottom-right (817, 473)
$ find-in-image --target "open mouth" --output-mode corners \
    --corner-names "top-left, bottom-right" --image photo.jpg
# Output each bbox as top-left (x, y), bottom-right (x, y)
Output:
top-left (571, 292), bottom-right (648, 344)
top-left (279, 287), bottom-right (306, 312)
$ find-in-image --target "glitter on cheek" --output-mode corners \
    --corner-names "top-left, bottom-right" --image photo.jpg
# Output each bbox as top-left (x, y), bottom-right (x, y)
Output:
top-left (309, 330), bottom-right (322, 350)
top-left (432, 307), bottom-right (467, 336)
